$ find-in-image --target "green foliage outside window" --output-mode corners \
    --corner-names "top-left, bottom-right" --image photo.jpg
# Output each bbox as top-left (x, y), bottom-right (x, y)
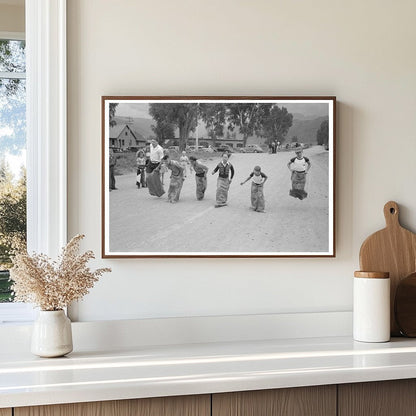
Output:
top-left (0, 38), bottom-right (27, 303)
top-left (0, 163), bottom-right (26, 302)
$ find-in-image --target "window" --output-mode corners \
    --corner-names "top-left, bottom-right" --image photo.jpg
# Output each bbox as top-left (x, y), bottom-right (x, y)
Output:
top-left (0, 33), bottom-right (35, 323)
top-left (0, 0), bottom-right (67, 323)
top-left (0, 36), bottom-right (26, 304)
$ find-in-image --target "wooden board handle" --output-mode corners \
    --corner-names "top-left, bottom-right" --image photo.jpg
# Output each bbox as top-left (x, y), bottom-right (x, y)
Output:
top-left (384, 201), bottom-right (400, 228)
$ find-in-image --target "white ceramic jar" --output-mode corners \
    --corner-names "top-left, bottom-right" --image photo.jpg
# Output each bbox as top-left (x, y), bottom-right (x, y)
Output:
top-left (353, 271), bottom-right (390, 343)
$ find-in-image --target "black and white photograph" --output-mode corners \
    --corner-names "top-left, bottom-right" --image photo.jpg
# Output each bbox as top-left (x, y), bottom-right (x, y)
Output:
top-left (102, 97), bottom-right (335, 257)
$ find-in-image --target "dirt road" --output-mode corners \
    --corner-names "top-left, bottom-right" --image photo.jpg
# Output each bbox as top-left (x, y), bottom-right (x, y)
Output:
top-left (109, 146), bottom-right (330, 254)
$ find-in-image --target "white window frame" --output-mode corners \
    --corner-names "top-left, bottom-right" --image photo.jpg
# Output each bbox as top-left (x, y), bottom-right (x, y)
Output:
top-left (0, 31), bottom-right (32, 323)
top-left (0, 0), bottom-right (67, 323)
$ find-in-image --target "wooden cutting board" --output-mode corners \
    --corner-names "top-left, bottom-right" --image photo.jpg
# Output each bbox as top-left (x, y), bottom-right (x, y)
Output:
top-left (359, 201), bottom-right (416, 336)
top-left (395, 272), bottom-right (416, 337)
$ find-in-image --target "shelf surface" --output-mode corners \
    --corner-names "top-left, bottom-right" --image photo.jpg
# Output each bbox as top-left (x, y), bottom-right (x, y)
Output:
top-left (2, 336), bottom-right (416, 408)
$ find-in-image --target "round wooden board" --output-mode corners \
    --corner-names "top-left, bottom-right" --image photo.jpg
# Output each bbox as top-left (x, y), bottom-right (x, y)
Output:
top-left (360, 201), bottom-right (416, 336)
top-left (395, 272), bottom-right (416, 337)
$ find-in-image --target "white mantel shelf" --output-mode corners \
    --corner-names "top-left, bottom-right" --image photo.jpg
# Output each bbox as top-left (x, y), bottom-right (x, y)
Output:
top-left (2, 336), bottom-right (416, 409)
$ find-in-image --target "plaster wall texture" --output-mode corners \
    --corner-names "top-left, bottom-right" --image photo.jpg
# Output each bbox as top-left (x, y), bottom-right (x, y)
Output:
top-left (66, 0), bottom-right (416, 324)
top-left (0, 4), bottom-right (24, 33)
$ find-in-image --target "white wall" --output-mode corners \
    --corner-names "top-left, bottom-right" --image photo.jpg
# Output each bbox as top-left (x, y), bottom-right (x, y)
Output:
top-left (67, 0), bottom-right (416, 322)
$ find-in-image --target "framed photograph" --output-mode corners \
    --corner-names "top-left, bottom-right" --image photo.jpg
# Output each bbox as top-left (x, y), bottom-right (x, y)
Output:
top-left (102, 96), bottom-right (336, 258)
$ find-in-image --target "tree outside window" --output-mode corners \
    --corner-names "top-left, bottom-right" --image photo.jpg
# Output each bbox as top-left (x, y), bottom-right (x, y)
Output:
top-left (0, 38), bottom-right (27, 303)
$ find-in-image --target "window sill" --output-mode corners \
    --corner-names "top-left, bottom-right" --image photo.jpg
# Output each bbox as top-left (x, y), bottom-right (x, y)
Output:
top-left (0, 303), bottom-right (36, 324)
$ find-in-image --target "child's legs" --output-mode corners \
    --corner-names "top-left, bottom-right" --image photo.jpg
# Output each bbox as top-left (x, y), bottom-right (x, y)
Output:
top-left (216, 178), bottom-right (229, 205)
top-left (251, 182), bottom-right (257, 209)
top-left (257, 185), bottom-right (265, 211)
top-left (196, 176), bottom-right (207, 200)
top-left (175, 177), bottom-right (184, 201)
top-left (251, 183), bottom-right (265, 211)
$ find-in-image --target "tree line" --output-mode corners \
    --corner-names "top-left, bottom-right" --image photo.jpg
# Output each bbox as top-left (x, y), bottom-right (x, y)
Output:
top-left (0, 162), bottom-right (26, 302)
top-left (0, 161), bottom-right (26, 269)
top-left (148, 103), bottom-right (294, 150)
top-left (110, 103), bottom-right (294, 151)
top-left (316, 119), bottom-right (329, 147)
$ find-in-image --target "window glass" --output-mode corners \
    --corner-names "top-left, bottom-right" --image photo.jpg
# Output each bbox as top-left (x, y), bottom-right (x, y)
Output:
top-left (0, 40), bottom-right (25, 72)
top-left (0, 39), bottom-right (27, 304)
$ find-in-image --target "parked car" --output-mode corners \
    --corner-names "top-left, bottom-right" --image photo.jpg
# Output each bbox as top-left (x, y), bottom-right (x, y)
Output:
top-left (127, 146), bottom-right (139, 152)
top-left (110, 146), bottom-right (123, 153)
top-left (186, 145), bottom-right (204, 151)
top-left (216, 144), bottom-right (234, 153)
top-left (240, 144), bottom-right (264, 153)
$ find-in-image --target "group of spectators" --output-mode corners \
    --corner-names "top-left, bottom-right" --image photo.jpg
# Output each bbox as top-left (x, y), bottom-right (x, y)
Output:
top-left (268, 141), bottom-right (281, 153)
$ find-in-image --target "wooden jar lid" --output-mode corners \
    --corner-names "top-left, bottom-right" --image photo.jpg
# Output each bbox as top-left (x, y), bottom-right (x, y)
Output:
top-left (354, 271), bottom-right (390, 279)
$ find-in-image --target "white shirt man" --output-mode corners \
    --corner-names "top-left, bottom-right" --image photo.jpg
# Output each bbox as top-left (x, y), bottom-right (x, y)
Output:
top-left (150, 140), bottom-right (164, 163)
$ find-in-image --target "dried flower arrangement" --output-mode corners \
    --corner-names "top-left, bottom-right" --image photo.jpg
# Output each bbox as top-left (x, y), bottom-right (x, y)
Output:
top-left (10, 234), bottom-right (111, 311)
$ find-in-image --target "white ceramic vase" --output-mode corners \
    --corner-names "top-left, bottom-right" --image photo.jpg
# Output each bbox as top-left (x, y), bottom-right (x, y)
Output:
top-left (31, 310), bottom-right (73, 357)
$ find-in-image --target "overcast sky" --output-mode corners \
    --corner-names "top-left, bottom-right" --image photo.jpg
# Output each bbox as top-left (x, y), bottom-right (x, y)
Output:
top-left (116, 103), bottom-right (151, 118)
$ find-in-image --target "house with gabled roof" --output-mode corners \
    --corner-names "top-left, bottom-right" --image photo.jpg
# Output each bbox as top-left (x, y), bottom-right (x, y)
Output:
top-left (109, 124), bottom-right (146, 150)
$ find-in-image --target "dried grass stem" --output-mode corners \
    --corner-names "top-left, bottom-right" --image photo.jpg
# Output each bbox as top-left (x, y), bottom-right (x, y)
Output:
top-left (10, 234), bottom-right (111, 310)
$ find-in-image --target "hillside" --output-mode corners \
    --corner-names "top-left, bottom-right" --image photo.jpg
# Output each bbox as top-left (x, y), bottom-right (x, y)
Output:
top-left (286, 116), bottom-right (328, 144)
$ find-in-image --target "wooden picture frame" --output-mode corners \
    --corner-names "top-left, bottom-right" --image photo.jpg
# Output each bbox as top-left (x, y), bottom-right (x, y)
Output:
top-left (102, 96), bottom-right (336, 258)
